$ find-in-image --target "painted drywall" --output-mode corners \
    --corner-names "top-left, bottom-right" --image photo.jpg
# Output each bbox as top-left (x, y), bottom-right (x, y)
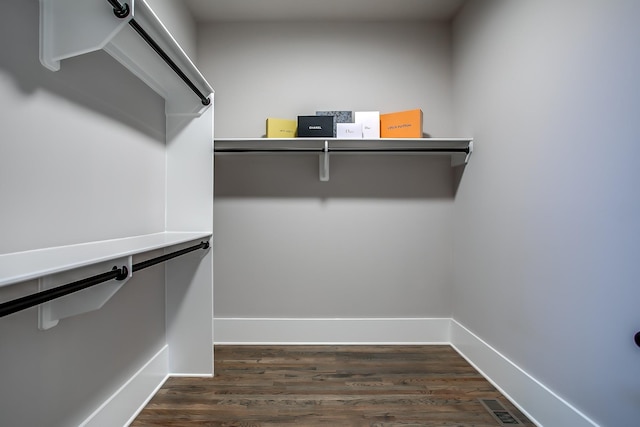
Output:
top-left (0, 4), bottom-right (166, 254)
top-left (198, 22), bottom-right (457, 319)
top-left (200, 22), bottom-right (453, 138)
top-left (452, 0), bottom-right (640, 425)
top-left (0, 1), bottom-right (177, 425)
top-left (147, 0), bottom-right (198, 61)
top-left (0, 258), bottom-right (166, 427)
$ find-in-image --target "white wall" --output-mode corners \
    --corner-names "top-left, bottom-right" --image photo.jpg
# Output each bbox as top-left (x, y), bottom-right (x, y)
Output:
top-left (202, 22), bottom-right (453, 138)
top-left (0, 14), bottom-right (166, 253)
top-left (147, 0), bottom-right (198, 60)
top-left (452, 1), bottom-right (640, 425)
top-left (199, 21), bottom-right (456, 320)
top-left (0, 1), bottom-right (191, 425)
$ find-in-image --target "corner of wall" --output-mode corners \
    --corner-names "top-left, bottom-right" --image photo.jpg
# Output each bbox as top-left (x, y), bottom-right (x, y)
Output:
top-left (80, 346), bottom-right (170, 427)
top-left (450, 320), bottom-right (599, 427)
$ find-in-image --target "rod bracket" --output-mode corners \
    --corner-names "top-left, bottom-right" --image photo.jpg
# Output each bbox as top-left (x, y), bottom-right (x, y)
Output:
top-left (108, 0), bottom-right (130, 19)
top-left (38, 256), bottom-right (132, 330)
top-left (320, 140), bottom-right (330, 182)
top-left (115, 265), bottom-right (129, 281)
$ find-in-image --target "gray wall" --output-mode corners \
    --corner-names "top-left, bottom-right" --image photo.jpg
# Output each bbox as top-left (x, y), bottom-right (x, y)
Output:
top-left (146, 0), bottom-right (198, 60)
top-left (452, 0), bottom-right (640, 425)
top-left (0, 1), bottom-right (196, 425)
top-left (203, 22), bottom-right (453, 138)
top-left (204, 3), bottom-right (640, 424)
top-left (199, 22), bottom-right (457, 319)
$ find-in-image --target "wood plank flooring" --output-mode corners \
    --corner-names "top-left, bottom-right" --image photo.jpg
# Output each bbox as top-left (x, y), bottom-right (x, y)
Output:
top-left (131, 345), bottom-right (535, 426)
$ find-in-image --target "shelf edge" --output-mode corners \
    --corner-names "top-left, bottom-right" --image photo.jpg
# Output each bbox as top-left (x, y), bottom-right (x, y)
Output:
top-left (0, 231), bottom-right (212, 288)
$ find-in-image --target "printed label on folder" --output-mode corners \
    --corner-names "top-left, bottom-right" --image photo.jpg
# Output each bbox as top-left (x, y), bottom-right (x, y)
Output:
top-left (266, 118), bottom-right (297, 138)
top-left (297, 116), bottom-right (334, 137)
top-left (380, 109), bottom-right (423, 138)
top-left (337, 123), bottom-right (362, 139)
top-left (354, 111), bottom-right (380, 138)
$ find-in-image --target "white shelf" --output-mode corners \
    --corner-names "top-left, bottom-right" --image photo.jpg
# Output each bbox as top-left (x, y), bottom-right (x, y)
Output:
top-left (0, 231), bottom-right (212, 288)
top-left (214, 138), bottom-right (473, 181)
top-left (39, 0), bottom-right (214, 116)
top-left (215, 137), bottom-right (470, 151)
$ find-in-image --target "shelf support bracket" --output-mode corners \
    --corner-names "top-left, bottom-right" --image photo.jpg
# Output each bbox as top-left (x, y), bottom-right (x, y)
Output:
top-left (320, 140), bottom-right (330, 182)
top-left (38, 256), bottom-right (132, 330)
top-left (451, 140), bottom-right (474, 167)
top-left (465, 139), bottom-right (474, 164)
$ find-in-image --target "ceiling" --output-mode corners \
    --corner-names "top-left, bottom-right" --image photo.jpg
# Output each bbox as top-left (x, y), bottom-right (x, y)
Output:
top-left (183, 0), bottom-right (466, 23)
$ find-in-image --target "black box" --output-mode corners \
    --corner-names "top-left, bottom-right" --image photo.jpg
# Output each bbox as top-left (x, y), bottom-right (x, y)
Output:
top-left (297, 115), bottom-right (335, 137)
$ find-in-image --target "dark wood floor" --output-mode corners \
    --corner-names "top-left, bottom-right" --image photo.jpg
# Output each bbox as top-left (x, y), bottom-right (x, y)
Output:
top-left (131, 345), bottom-right (535, 426)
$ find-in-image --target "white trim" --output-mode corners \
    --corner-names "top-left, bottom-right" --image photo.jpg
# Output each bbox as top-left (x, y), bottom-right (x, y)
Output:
top-left (80, 345), bottom-right (170, 427)
top-left (213, 317), bottom-right (451, 345)
top-left (168, 373), bottom-right (214, 378)
top-left (450, 320), bottom-right (599, 427)
top-left (215, 317), bottom-right (601, 427)
top-left (78, 319), bottom-right (600, 427)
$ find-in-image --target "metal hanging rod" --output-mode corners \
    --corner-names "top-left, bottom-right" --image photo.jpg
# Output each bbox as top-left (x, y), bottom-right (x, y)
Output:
top-left (132, 240), bottom-right (209, 272)
top-left (106, 0), bottom-right (211, 106)
top-left (0, 240), bottom-right (209, 319)
top-left (214, 147), bottom-right (471, 154)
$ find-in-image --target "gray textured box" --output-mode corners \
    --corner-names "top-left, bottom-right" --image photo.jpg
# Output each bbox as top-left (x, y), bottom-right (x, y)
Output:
top-left (316, 111), bottom-right (353, 137)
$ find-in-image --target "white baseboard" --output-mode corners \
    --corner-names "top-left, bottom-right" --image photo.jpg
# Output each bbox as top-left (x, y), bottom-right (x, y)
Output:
top-left (80, 345), bottom-right (170, 427)
top-left (80, 319), bottom-right (598, 427)
top-left (214, 317), bottom-right (451, 344)
top-left (450, 320), bottom-right (598, 427)
top-left (215, 317), bottom-right (600, 427)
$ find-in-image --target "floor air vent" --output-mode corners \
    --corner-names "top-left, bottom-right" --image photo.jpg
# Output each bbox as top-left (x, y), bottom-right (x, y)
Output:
top-left (479, 399), bottom-right (522, 425)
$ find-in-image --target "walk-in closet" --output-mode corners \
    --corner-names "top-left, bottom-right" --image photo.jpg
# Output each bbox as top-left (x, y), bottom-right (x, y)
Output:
top-left (1, 1), bottom-right (638, 426)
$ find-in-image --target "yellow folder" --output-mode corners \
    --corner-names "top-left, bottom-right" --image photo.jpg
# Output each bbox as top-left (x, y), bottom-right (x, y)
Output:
top-left (266, 118), bottom-right (297, 138)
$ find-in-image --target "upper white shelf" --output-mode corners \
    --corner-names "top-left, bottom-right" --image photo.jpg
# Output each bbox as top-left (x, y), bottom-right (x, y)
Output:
top-left (39, 0), bottom-right (214, 116)
top-left (0, 232), bottom-right (212, 288)
top-left (214, 137), bottom-right (473, 181)
top-left (217, 137), bottom-right (472, 169)
top-left (215, 137), bottom-right (470, 155)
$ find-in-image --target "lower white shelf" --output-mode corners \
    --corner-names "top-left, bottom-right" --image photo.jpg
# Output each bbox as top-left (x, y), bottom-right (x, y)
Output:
top-left (0, 231), bottom-right (212, 288)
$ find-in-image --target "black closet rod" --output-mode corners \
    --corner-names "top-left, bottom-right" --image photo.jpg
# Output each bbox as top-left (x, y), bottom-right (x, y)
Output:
top-left (215, 148), bottom-right (471, 154)
top-left (0, 240), bottom-right (209, 319)
top-left (106, 0), bottom-right (211, 106)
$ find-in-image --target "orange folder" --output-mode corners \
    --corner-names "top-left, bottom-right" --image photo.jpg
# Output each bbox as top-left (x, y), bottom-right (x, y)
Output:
top-left (380, 109), bottom-right (423, 138)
